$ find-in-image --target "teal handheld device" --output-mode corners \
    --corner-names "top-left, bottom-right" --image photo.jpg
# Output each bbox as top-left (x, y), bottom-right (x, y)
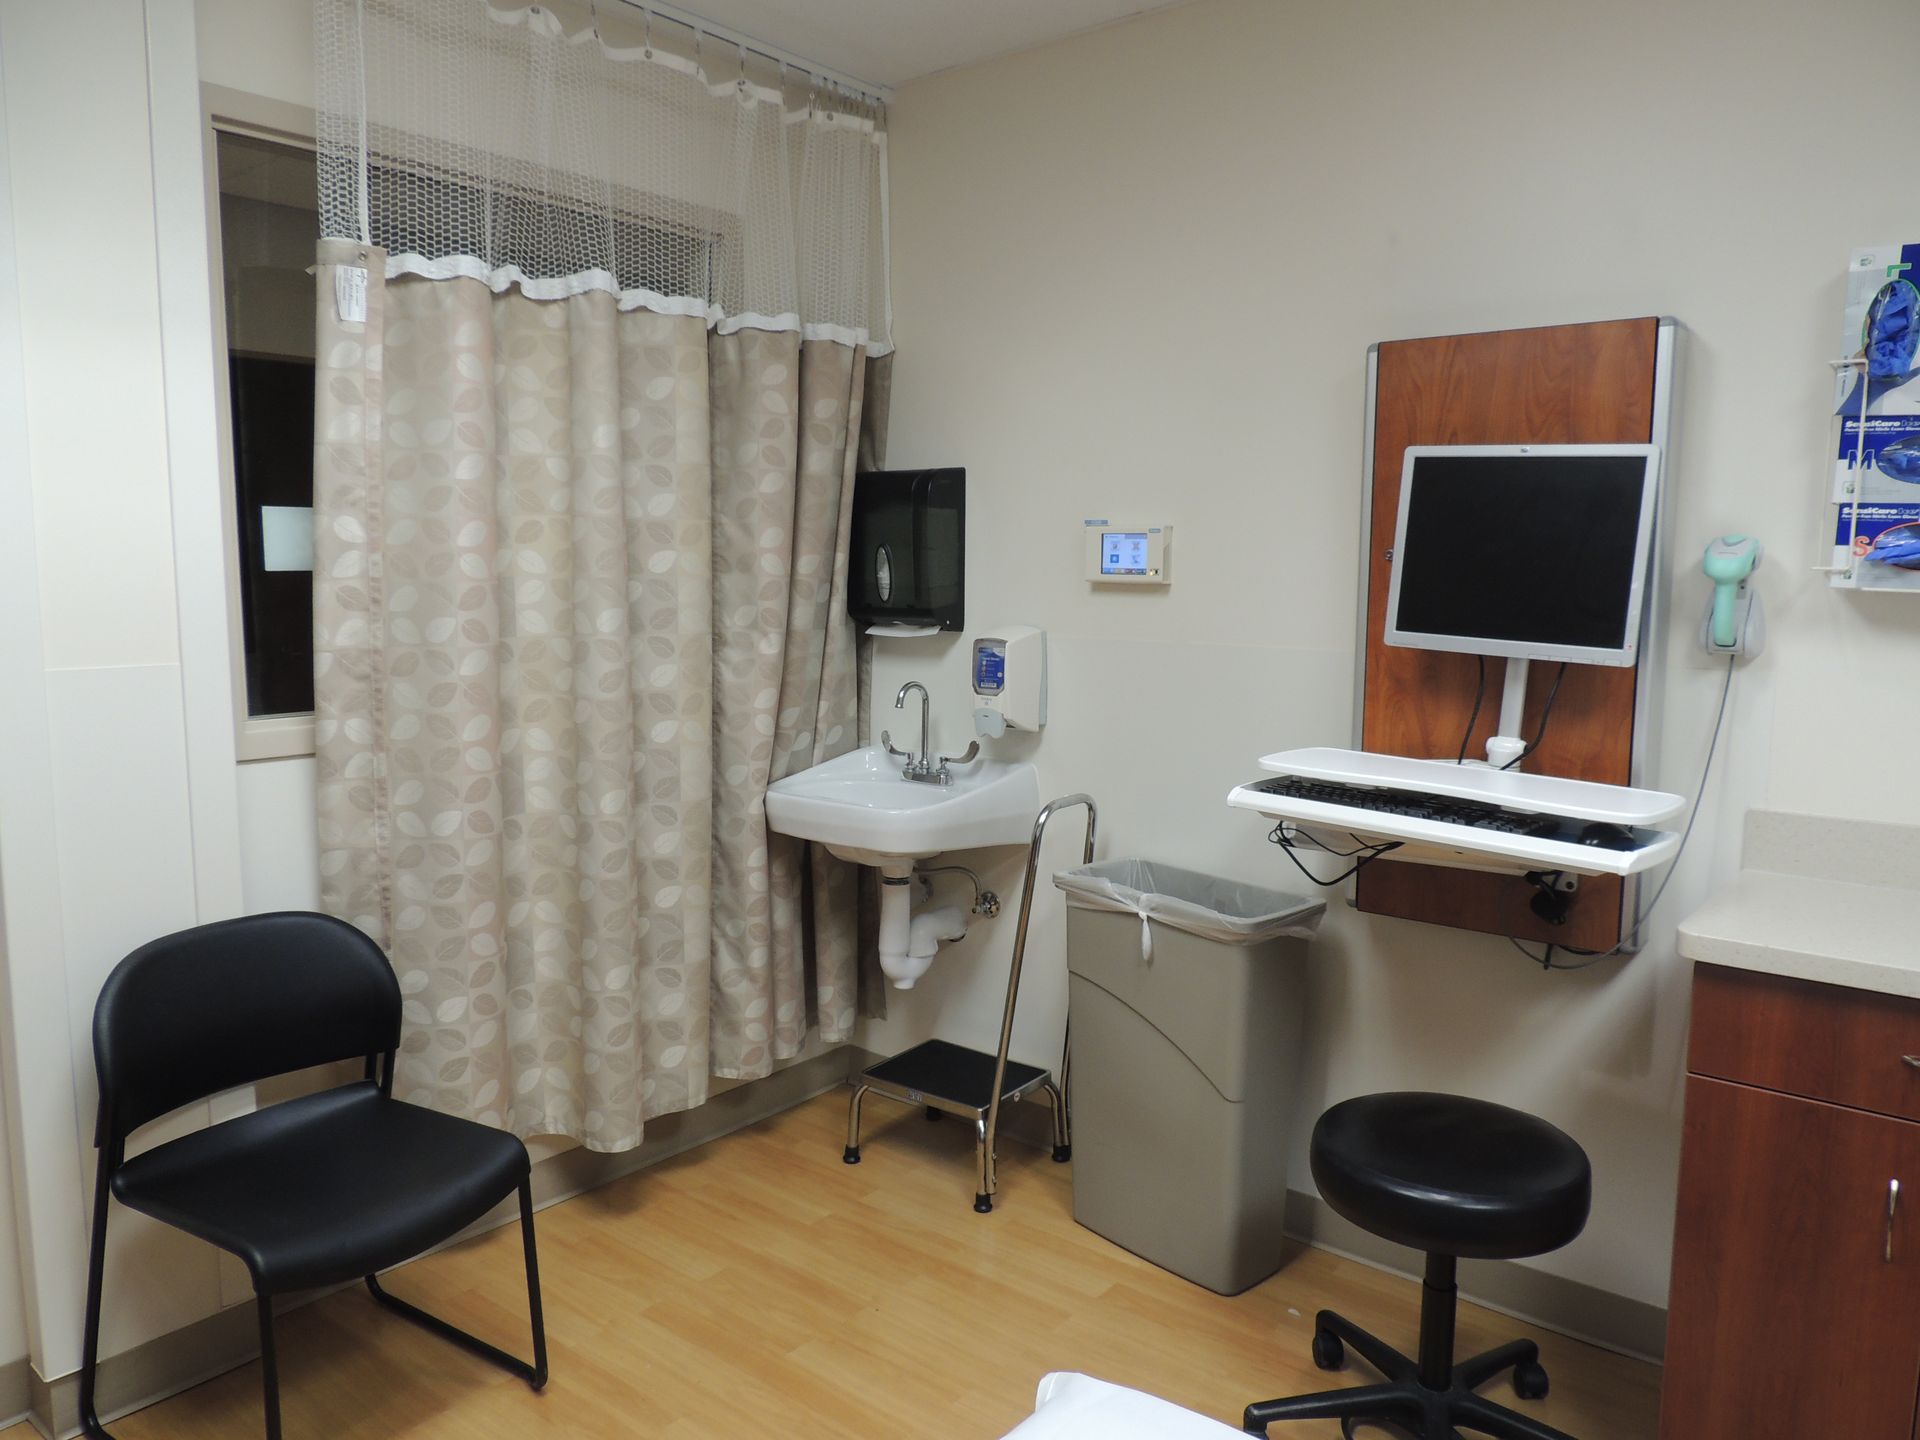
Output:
top-left (1703, 535), bottom-right (1762, 650)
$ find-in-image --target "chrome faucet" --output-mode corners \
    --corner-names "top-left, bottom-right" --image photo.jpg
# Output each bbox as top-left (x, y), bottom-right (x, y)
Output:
top-left (890, 681), bottom-right (933, 780)
top-left (880, 682), bottom-right (981, 785)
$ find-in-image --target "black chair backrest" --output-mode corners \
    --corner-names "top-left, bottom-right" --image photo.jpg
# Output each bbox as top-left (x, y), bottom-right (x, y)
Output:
top-left (93, 911), bottom-right (402, 1142)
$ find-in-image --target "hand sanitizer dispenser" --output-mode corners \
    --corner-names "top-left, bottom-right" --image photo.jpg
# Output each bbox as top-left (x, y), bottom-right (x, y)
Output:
top-left (973, 627), bottom-right (1046, 738)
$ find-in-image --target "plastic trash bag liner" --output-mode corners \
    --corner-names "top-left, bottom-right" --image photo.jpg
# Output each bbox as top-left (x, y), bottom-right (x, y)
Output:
top-left (1054, 859), bottom-right (1324, 962)
top-left (1877, 433), bottom-right (1920, 484)
top-left (1867, 280), bottom-right (1920, 379)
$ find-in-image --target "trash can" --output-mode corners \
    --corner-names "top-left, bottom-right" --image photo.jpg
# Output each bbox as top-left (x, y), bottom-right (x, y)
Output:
top-left (1055, 859), bottom-right (1324, 1296)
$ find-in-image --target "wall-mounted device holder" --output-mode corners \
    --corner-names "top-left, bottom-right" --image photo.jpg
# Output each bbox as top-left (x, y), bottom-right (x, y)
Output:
top-left (973, 627), bottom-right (1047, 738)
top-left (849, 468), bottom-right (964, 635)
top-left (1349, 316), bottom-right (1681, 954)
top-left (1083, 521), bottom-right (1170, 585)
top-left (1701, 534), bottom-right (1765, 658)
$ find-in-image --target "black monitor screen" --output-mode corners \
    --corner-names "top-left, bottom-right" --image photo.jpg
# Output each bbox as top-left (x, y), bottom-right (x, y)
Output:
top-left (1390, 453), bottom-right (1652, 657)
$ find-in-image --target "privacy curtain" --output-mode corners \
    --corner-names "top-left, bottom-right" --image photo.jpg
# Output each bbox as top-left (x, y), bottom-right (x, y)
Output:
top-left (312, 0), bottom-right (888, 1150)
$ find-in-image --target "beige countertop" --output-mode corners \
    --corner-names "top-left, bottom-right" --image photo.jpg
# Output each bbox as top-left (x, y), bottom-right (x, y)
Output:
top-left (1678, 809), bottom-right (1920, 999)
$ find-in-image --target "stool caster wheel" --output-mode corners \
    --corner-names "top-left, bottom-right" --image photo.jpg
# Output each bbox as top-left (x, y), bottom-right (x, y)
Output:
top-left (1311, 1329), bottom-right (1345, 1372)
top-left (1051, 1144), bottom-right (1071, 1163)
top-left (842, 1146), bottom-right (861, 1164)
top-left (1513, 1360), bottom-right (1550, 1400)
top-left (973, 1193), bottom-right (993, 1214)
top-left (926, 1106), bottom-right (942, 1122)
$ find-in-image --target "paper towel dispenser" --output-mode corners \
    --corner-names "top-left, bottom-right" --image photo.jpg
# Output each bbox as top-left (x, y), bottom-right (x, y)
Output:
top-left (848, 468), bottom-right (965, 633)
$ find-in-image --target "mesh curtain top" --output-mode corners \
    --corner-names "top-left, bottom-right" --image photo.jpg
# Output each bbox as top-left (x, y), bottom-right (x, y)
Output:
top-left (316, 0), bottom-right (891, 353)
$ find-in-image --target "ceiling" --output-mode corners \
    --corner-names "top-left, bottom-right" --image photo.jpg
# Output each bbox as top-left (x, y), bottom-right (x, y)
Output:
top-left (636, 0), bottom-right (1191, 91)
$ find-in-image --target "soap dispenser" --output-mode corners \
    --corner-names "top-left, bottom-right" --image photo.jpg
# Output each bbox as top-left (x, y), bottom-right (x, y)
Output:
top-left (972, 627), bottom-right (1046, 738)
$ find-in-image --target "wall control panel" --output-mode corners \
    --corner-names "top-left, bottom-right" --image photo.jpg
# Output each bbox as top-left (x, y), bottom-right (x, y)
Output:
top-left (1084, 521), bottom-right (1171, 585)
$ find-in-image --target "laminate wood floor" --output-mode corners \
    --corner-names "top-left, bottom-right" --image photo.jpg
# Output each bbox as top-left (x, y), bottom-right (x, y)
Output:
top-left (67, 1091), bottom-right (1659, 1438)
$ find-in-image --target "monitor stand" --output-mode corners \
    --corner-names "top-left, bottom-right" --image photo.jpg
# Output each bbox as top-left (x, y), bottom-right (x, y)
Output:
top-left (1478, 657), bottom-right (1530, 771)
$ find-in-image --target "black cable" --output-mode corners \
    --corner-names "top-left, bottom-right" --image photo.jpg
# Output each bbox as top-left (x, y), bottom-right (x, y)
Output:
top-left (1270, 823), bottom-right (1382, 858)
top-left (1455, 655), bottom-right (1487, 765)
top-left (1268, 824), bottom-right (1402, 886)
top-left (1499, 662), bottom-right (1570, 771)
top-left (1521, 654), bottom-right (1738, 971)
top-left (1510, 936), bottom-right (1556, 969)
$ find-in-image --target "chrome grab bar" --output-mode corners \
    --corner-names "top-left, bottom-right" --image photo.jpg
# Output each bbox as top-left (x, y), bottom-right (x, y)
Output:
top-left (979, 793), bottom-right (1097, 1205)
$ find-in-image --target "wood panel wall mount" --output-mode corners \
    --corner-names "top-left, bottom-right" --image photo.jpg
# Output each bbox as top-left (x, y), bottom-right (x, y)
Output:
top-left (1355, 318), bottom-right (1674, 952)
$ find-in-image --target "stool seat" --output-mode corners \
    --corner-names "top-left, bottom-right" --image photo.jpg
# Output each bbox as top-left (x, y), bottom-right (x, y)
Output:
top-left (1311, 1092), bottom-right (1591, 1261)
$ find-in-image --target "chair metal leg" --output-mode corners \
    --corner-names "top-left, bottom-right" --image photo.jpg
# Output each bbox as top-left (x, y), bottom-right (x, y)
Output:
top-left (1039, 1077), bottom-right (1072, 1162)
top-left (518, 1178), bottom-right (550, 1390)
top-left (365, 1178), bottom-right (549, 1390)
top-left (79, 1146), bottom-right (117, 1440)
top-left (843, 1083), bottom-right (869, 1164)
top-left (256, 1295), bottom-right (283, 1440)
top-left (1453, 1338), bottom-right (1538, 1393)
top-left (1318, 1308), bottom-right (1419, 1384)
top-left (1243, 1382), bottom-right (1419, 1432)
top-left (1453, 1393), bottom-right (1580, 1440)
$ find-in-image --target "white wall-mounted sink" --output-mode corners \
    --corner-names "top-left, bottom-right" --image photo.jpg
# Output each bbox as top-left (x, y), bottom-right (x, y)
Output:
top-left (765, 746), bottom-right (1040, 868)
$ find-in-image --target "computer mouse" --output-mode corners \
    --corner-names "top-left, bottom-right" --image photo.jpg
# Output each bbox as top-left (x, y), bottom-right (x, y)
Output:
top-left (1578, 822), bottom-right (1634, 849)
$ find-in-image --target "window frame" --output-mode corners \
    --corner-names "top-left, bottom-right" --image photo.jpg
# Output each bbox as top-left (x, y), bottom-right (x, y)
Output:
top-left (204, 84), bottom-right (320, 761)
top-left (203, 83), bottom-right (733, 763)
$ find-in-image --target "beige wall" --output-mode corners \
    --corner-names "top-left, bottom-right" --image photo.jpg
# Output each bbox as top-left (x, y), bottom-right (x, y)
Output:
top-left (860, 0), bottom-right (1920, 1311)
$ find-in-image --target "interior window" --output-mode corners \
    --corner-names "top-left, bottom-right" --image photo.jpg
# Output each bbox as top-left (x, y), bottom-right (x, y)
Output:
top-left (215, 129), bottom-right (317, 719)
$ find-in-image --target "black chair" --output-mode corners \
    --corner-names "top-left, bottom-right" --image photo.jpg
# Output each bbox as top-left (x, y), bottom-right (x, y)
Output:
top-left (81, 912), bottom-right (548, 1440)
top-left (1244, 1093), bottom-right (1591, 1440)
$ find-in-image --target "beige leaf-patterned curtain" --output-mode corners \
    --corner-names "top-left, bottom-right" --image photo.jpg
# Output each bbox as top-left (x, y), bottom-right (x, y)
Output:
top-left (312, 239), bottom-right (869, 1150)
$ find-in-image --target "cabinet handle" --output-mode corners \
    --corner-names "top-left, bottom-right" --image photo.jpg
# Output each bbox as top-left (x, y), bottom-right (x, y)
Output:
top-left (1902, 1055), bottom-right (1920, 1069)
top-left (1888, 1179), bottom-right (1902, 1263)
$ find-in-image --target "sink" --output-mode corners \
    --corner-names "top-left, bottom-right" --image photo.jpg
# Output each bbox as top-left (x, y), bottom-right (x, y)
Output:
top-left (765, 746), bottom-right (1040, 868)
top-left (767, 745), bottom-right (1040, 988)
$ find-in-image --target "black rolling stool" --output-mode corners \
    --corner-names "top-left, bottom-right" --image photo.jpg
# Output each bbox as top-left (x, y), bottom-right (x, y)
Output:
top-left (1244, 1093), bottom-right (1591, 1440)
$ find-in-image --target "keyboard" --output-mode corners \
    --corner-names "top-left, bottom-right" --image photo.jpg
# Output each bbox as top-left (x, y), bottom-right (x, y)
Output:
top-left (1227, 771), bottom-right (1682, 878)
top-left (1248, 777), bottom-right (1643, 846)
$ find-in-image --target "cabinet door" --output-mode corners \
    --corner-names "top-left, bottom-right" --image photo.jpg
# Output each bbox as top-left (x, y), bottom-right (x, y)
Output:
top-left (1662, 1077), bottom-right (1920, 1439)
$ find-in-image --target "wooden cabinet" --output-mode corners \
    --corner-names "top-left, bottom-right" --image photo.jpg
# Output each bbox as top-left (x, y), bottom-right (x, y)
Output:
top-left (1663, 965), bottom-right (1920, 1438)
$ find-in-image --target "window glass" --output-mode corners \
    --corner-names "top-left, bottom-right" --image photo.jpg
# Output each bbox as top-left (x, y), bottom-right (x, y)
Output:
top-left (216, 130), bottom-right (317, 718)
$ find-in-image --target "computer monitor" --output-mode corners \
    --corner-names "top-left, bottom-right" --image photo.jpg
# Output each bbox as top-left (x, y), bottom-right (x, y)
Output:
top-left (1383, 444), bottom-right (1660, 668)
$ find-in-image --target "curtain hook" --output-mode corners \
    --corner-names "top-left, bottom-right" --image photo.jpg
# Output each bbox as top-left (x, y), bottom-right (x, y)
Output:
top-left (586, 0), bottom-right (601, 43)
top-left (641, 5), bottom-right (652, 58)
top-left (693, 26), bottom-right (703, 74)
top-left (737, 41), bottom-right (747, 92)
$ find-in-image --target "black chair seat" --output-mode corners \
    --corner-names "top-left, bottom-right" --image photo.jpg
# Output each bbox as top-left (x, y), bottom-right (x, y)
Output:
top-left (1311, 1092), bottom-right (1591, 1260)
top-left (114, 1080), bottom-right (529, 1293)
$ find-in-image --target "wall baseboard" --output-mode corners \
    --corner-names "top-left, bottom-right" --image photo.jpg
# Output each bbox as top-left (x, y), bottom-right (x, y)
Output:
top-left (0, 1356), bottom-right (30, 1432)
top-left (1283, 1190), bottom-right (1667, 1364)
top-left (27, 1046), bottom-right (863, 1440)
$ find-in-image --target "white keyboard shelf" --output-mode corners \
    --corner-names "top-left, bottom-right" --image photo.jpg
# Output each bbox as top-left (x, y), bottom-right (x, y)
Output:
top-left (1229, 748), bottom-right (1686, 879)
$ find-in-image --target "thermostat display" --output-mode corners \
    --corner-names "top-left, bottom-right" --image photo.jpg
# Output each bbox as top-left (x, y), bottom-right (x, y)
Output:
top-left (1083, 521), bottom-right (1171, 585)
top-left (1100, 532), bottom-right (1150, 575)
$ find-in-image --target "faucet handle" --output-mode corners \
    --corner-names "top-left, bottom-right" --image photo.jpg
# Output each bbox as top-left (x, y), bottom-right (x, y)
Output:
top-left (880, 729), bottom-right (913, 761)
top-left (931, 742), bottom-right (980, 786)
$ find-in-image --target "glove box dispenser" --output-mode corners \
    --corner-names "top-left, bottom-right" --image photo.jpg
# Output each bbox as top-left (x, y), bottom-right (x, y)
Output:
top-left (848, 468), bottom-right (965, 634)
